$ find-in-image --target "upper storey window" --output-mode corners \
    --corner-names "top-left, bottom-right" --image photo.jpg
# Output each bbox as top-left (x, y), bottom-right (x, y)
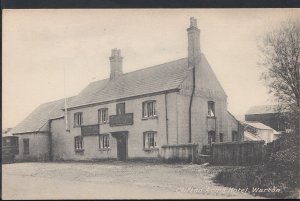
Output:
top-left (98, 108), bottom-right (108, 124)
top-left (142, 101), bottom-right (157, 118)
top-left (74, 112), bottom-right (83, 127)
top-left (208, 101), bottom-right (215, 117)
top-left (116, 102), bottom-right (125, 115)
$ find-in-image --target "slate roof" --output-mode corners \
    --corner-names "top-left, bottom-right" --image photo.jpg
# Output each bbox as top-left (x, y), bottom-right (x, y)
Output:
top-left (227, 111), bottom-right (239, 122)
top-left (9, 97), bottom-right (74, 135)
top-left (9, 53), bottom-right (225, 134)
top-left (246, 105), bottom-right (278, 115)
top-left (9, 57), bottom-right (190, 134)
top-left (243, 121), bottom-right (274, 130)
top-left (68, 57), bottom-right (190, 108)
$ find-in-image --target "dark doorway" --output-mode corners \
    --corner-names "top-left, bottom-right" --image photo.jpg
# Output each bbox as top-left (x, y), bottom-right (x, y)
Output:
top-left (111, 131), bottom-right (128, 161)
top-left (208, 131), bottom-right (216, 146)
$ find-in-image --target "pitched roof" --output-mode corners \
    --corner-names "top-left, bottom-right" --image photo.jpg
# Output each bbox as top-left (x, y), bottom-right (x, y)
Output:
top-left (9, 97), bottom-right (74, 135)
top-left (246, 105), bottom-right (278, 115)
top-left (243, 121), bottom-right (274, 130)
top-left (10, 53), bottom-right (225, 134)
top-left (68, 57), bottom-right (190, 108)
top-left (244, 131), bottom-right (262, 141)
top-left (227, 111), bottom-right (239, 122)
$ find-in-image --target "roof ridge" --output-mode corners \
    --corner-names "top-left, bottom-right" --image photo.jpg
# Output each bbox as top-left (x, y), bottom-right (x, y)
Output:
top-left (123, 57), bottom-right (187, 75)
top-left (120, 57), bottom-right (187, 76)
top-left (249, 104), bottom-right (278, 108)
top-left (88, 57), bottom-right (187, 85)
top-left (67, 57), bottom-right (190, 109)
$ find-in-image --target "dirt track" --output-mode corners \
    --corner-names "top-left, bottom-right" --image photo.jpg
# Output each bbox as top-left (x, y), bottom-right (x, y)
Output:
top-left (2, 161), bottom-right (263, 199)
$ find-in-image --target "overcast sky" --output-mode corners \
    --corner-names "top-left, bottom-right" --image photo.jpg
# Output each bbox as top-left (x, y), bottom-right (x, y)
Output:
top-left (3, 9), bottom-right (300, 129)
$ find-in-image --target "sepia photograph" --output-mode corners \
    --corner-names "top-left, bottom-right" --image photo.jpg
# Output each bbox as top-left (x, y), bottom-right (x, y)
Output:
top-left (2, 8), bottom-right (300, 199)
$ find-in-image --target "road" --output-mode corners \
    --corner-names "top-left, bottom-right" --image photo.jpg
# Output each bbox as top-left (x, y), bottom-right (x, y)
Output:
top-left (2, 161), bottom-right (263, 199)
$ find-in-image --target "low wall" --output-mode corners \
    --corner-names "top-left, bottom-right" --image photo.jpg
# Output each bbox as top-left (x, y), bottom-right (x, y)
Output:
top-left (211, 140), bottom-right (265, 166)
top-left (161, 143), bottom-right (198, 163)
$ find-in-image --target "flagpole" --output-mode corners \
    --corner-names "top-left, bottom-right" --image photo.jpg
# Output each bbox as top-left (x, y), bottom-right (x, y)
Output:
top-left (64, 66), bottom-right (70, 132)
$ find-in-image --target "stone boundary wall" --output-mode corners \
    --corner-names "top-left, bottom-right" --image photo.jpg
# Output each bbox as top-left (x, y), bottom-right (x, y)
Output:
top-left (161, 143), bottom-right (198, 163)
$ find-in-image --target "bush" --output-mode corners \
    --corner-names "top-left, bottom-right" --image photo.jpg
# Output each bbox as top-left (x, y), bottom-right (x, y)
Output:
top-left (268, 146), bottom-right (300, 169)
top-left (266, 133), bottom-right (299, 154)
top-left (214, 164), bottom-right (299, 198)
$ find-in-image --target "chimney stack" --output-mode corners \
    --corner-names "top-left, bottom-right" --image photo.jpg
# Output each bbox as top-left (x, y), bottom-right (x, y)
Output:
top-left (109, 48), bottom-right (123, 79)
top-left (187, 17), bottom-right (201, 68)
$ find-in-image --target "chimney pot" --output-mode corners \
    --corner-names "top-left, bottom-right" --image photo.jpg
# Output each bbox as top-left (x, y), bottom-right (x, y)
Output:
top-left (190, 17), bottom-right (198, 28)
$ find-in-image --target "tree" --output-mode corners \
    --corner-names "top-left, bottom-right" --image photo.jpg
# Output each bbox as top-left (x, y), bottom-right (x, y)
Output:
top-left (259, 19), bottom-right (300, 134)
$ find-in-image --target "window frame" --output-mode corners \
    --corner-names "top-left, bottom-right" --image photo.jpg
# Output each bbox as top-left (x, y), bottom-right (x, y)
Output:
top-left (98, 108), bottom-right (109, 124)
top-left (99, 134), bottom-right (110, 150)
top-left (74, 112), bottom-right (83, 127)
top-left (219, 133), bottom-right (224, 142)
top-left (74, 136), bottom-right (84, 152)
top-left (6, 138), bottom-right (11, 144)
top-left (208, 131), bottom-right (216, 145)
top-left (143, 131), bottom-right (158, 150)
top-left (142, 100), bottom-right (157, 119)
top-left (207, 101), bottom-right (215, 117)
top-left (116, 102), bottom-right (125, 115)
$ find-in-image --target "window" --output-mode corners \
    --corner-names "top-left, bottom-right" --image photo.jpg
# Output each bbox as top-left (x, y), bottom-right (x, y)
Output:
top-left (208, 101), bottom-right (215, 117)
top-left (232, 131), bottom-right (238, 142)
top-left (3, 138), bottom-right (10, 146)
top-left (6, 138), bottom-right (11, 144)
top-left (208, 131), bottom-right (216, 145)
top-left (74, 136), bottom-right (84, 151)
top-left (143, 131), bottom-right (158, 149)
top-left (74, 112), bottom-right (83, 127)
top-left (99, 134), bottom-right (110, 149)
top-left (116, 102), bottom-right (125, 115)
top-left (142, 101), bottom-right (157, 118)
top-left (3, 137), bottom-right (18, 147)
top-left (23, 138), bottom-right (29, 155)
top-left (219, 133), bottom-right (224, 142)
top-left (98, 108), bottom-right (108, 123)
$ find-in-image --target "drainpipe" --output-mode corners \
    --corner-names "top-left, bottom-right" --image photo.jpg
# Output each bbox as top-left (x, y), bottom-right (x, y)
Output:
top-left (188, 67), bottom-right (195, 143)
top-left (165, 92), bottom-right (169, 144)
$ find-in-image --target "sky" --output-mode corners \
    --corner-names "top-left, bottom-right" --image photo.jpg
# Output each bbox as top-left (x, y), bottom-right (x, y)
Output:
top-left (3, 8), bottom-right (300, 129)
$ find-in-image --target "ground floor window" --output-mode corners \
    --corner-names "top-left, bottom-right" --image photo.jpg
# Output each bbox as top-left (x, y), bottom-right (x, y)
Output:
top-left (74, 136), bottom-right (84, 151)
top-left (23, 138), bottom-right (29, 155)
top-left (99, 134), bottom-right (110, 149)
top-left (208, 131), bottom-right (216, 145)
top-left (219, 133), bottom-right (224, 142)
top-left (143, 131), bottom-right (158, 149)
top-left (232, 131), bottom-right (238, 142)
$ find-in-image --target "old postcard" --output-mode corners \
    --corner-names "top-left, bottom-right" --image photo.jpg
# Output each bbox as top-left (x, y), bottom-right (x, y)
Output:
top-left (2, 9), bottom-right (300, 199)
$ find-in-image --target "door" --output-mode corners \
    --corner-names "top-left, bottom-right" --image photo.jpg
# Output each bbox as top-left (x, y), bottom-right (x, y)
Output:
top-left (208, 131), bottom-right (216, 146)
top-left (117, 135), bottom-right (127, 160)
top-left (23, 138), bottom-right (30, 155)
